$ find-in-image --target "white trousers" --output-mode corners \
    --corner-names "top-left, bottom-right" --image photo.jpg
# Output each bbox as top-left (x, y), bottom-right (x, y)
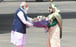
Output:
top-left (11, 31), bottom-right (26, 46)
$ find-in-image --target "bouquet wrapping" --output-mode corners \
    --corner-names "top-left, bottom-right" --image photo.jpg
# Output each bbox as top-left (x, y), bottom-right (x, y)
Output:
top-left (32, 16), bottom-right (49, 28)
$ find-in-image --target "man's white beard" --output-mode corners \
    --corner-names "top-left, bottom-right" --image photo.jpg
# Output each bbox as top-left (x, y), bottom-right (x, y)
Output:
top-left (24, 7), bottom-right (29, 14)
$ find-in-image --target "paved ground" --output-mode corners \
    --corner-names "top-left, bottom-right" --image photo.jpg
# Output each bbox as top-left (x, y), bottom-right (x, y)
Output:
top-left (0, 1), bottom-right (76, 47)
top-left (0, 19), bottom-right (76, 47)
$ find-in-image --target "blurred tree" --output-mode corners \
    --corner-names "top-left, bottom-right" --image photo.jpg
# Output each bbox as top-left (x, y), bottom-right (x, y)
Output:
top-left (36, 0), bottom-right (43, 2)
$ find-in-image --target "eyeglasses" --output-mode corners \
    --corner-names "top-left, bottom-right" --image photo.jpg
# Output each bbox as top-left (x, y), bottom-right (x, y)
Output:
top-left (49, 6), bottom-right (52, 9)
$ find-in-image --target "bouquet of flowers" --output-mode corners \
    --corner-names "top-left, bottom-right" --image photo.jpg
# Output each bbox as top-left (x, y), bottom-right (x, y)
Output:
top-left (32, 16), bottom-right (49, 28)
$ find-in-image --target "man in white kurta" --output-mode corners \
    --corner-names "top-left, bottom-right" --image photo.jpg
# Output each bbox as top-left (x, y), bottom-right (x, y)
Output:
top-left (11, 2), bottom-right (33, 47)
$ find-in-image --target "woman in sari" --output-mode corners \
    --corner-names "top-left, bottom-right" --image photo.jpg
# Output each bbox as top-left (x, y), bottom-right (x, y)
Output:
top-left (46, 3), bottom-right (62, 47)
